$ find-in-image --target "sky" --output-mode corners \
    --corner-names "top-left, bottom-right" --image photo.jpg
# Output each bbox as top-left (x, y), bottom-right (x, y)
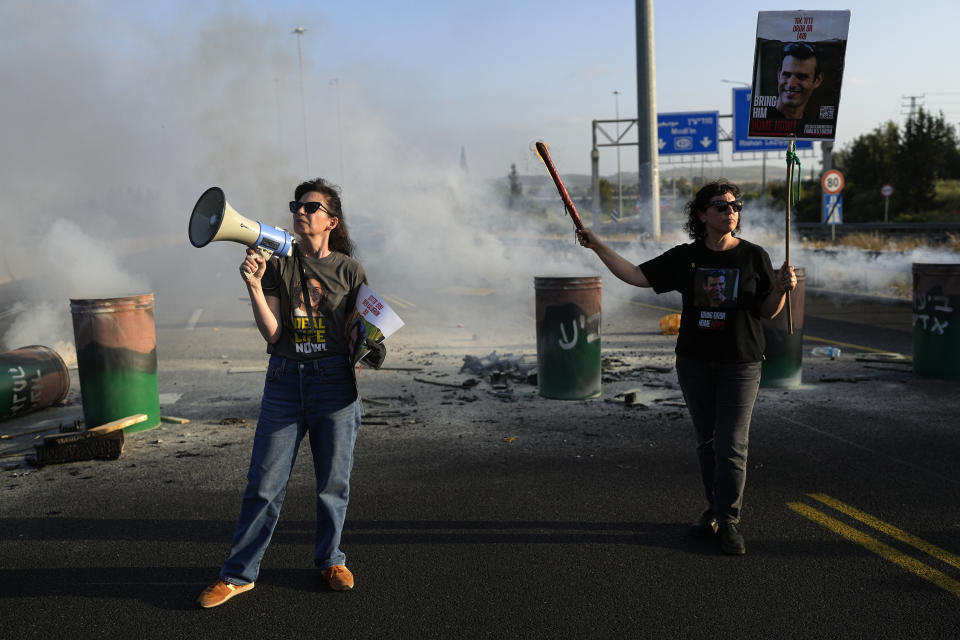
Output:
top-left (3, 0), bottom-right (957, 185)
top-left (2, 0), bottom-right (959, 353)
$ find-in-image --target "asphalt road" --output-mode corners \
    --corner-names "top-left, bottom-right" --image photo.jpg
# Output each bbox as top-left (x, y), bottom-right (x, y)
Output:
top-left (2, 279), bottom-right (958, 639)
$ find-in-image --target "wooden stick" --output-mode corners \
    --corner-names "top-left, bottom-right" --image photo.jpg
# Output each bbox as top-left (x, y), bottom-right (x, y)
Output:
top-left (785, 141), bottom-right (794, 335)
top-left (87, 413), bottom-right (149, 436)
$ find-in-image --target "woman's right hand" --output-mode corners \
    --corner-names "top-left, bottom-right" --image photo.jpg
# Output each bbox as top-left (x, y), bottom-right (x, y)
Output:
top-left (576, 227), bottom-right (600, 250)
top-left (240, 248), bottom-right (266, 283)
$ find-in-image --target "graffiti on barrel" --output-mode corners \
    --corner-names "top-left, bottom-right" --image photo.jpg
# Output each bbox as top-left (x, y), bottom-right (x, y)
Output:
top-left (534, 276), bottom-right (602, 400)
top-left (1, 346), bottom-right (70, 421)
top-left (911, 264), bottom-right (960, 380)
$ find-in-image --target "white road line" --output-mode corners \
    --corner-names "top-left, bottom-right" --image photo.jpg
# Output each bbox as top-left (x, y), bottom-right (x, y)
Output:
top-left (185, 308), bottom-right (203, 331)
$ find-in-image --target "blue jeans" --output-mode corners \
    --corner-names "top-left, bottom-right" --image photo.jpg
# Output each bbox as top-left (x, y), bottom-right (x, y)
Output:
top-left (220, 354), bottom-right (361, 585)
top-left (675, 355), bottom-right (762, 525)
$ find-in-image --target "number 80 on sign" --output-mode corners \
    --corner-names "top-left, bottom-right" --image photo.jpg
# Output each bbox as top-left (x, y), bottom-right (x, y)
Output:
top-left (821, 170), bottom-right (844, 195)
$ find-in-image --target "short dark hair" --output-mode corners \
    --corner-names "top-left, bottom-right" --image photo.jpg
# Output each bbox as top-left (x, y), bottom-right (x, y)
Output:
top-left (294, 177), bottom-right (355, 256)
top-left (779, 42), bottom-right (820, 78)
top-left (682, 180), bottom-right (742, 240)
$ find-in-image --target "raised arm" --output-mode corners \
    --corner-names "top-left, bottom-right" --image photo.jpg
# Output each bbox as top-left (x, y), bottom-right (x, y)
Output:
top-left (577, 228), bottom-right (651, 288)
top-left (240, 249), bottom-right (282, 344)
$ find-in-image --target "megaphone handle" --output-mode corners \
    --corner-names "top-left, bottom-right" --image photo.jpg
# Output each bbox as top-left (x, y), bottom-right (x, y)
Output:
top-left (241, 246), bottom-right (275, 281)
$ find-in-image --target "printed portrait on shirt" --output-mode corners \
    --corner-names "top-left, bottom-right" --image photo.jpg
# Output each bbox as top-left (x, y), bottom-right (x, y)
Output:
top-left (695, 268), bottom-right (740, 309)
top-left (293, 277), bottom-right (326, 317)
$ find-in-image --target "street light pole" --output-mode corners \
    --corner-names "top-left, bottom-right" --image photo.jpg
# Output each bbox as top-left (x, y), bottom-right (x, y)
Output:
top-left (330, 78), bottom-right (344, 186)
top-left (613, 90), bottom-right (622, 220)
top-left (292, 27), bottom-right (310, 175)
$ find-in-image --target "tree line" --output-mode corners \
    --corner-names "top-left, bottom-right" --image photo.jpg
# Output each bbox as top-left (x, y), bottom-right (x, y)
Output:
top-left (830, 107), bottom-right (960, 222)
top-left (502, 107), bottom-right (960, 224)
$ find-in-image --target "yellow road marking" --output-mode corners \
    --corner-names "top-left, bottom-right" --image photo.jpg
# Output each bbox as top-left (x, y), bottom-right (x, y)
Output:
top-left (628, 301), bottom-right (906, 356)
top-left (628, 301), bottom-right (682, 314)
top-left (803, 335), bottom-right (906, 355)
top-left (787, 501), bottom-right (960, 599)
top-left (807, 493), bottom-right (960, 570)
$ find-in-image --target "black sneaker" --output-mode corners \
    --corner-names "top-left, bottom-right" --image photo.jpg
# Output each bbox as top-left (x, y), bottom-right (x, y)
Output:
top-left (689, 509), bottom-right (718, 538)
top-left (719, 522), bottom-right (746, 555)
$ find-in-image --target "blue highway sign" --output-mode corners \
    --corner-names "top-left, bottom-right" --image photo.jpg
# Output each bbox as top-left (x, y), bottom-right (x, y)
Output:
top-left (657, 111), bottom-right (718, 156)
top-left (823, 193), bottom-right (843, 224)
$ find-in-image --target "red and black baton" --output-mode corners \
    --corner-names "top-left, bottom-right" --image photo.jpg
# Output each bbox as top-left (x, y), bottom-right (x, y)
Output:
top-left (535, 140), bottom-right (584, 231)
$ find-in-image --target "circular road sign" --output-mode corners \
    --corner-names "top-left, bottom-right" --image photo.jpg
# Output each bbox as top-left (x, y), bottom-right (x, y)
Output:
top-left (881, 184), bottom-right (894, 197)
top-left (822, 169), bottom-right (845, 195)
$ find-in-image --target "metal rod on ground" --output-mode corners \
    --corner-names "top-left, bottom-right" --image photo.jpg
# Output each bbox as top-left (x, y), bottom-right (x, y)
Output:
top-left (785, 140), bottom-right (795, 335)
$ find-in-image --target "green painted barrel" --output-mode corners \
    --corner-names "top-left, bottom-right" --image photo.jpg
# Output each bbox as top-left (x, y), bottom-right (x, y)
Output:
top-left (912, 263), bottom-right (960, 380)
top-left (70, 294), bottom-right (161, 433)
top-left (761, 268), bottom-right (806, 388)
top-left (0, 345), bottom-right (70, 421)
top-left (535, 276), bottom-right (602, 400)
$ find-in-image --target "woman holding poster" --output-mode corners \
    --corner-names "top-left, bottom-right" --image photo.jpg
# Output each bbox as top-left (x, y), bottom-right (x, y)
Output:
top-left (198, 177), bottom-right (371, 608)
top-left (577, 180), bottom-right (797, 555)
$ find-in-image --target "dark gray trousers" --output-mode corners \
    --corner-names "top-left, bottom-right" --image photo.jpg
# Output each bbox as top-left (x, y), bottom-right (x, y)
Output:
top-left (675, 355), bottom-right (762, 524)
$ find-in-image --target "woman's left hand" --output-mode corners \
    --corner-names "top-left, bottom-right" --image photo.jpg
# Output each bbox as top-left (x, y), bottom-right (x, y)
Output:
top-left (777, 264), bottom-right (797, 293)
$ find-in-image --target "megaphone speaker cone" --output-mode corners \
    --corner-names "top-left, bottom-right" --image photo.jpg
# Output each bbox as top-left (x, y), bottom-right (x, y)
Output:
top-left (189, 187), bottom-right (226, 248)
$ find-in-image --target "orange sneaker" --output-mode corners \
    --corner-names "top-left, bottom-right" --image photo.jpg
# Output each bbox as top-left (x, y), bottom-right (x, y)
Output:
top-left (196, 579), bottom-right (255, 608)
top-left (322, 565), bottom-right (354, 591)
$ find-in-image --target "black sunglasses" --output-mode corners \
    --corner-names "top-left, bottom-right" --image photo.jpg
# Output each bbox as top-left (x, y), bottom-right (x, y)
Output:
top-left (783, 42), bottom-right (816, 57)
top-left (289, 200), bottom-right (332, 215)
top-left (709, 199), bottom-right (743, 213)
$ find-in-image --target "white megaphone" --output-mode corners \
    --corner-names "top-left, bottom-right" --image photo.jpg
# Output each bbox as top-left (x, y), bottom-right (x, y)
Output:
top-left (189, 187), bottom-right (294, 278)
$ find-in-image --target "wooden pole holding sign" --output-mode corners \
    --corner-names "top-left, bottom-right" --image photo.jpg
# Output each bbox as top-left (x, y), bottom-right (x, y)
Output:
top-left (785, 141), bottom-right (794, 335)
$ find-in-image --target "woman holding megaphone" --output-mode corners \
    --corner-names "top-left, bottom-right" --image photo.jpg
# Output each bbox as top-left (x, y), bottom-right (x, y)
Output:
top-left (198, 178), bottom-right (368, 608)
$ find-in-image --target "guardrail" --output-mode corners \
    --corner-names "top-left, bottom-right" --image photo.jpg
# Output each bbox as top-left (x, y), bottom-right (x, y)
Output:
top-left (796, 222), bottom-right (960, 243)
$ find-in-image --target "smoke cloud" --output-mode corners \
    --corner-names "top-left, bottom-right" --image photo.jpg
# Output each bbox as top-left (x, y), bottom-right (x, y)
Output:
top-left (1, 5), bottom-right (956, 359)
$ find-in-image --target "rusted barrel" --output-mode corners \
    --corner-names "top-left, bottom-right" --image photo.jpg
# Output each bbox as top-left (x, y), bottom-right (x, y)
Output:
top-left (0, 345), bottom-right (70, 420)
top-left (761, 267), bottom-right (806, 388)
top-left (70, 294), bottom-right (160, 433)
top-left (534, 276), bottom-right (602, 399)
top-left (912, 263), bottom-right (960, 379)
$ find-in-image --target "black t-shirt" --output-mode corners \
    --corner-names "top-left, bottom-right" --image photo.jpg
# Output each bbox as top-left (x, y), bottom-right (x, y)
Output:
top-left (261, 249), bottom-right (367, 361)
top-left (640, 239), bottom-right (776, 363)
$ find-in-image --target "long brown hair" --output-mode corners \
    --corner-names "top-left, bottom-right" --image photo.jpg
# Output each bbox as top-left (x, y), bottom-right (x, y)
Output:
top-left (294, 178), bottom-right (356, 256)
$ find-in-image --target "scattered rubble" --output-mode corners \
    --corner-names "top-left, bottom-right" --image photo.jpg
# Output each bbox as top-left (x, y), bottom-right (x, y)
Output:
top-left (460, 352), bottom-right (537, 385)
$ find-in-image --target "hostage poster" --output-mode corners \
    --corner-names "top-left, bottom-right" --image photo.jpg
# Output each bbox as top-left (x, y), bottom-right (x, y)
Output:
top-left (748, 10), bottom-right (851, 141)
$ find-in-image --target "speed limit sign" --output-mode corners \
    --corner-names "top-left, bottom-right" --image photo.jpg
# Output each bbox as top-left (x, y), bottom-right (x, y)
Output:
top-left (881, 184), bottom-right (894, 197)
top-left (822, 169), bottom-right (844, 195)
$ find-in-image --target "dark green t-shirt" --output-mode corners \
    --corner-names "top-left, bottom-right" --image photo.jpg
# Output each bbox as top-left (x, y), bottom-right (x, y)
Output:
top-left (261, 249), bottom-right (367, 361)
top-left (640, 239), bottom-right (775, 363)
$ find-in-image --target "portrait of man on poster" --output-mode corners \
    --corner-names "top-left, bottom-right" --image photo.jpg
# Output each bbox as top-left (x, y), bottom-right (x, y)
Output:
top-left (770, 42), bottom-right (823, 120)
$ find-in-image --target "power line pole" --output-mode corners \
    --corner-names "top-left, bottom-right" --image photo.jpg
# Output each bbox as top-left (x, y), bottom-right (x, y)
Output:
top-left (613, 90), bottom-right (622, 221)
top-left (901, 94), bottom-right (925, 120)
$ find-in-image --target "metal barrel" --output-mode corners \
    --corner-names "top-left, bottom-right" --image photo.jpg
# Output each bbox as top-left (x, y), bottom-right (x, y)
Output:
top-left (70, 294), bottom-right (161, 433)
top-left (0, 345), bottom-right (70, 421)
top-left (912, 263), bottom-right (960, 380)
top-left (534, 276), bottom-right (602, 400)
top-left (761, 268), bottom-right (806, 388)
